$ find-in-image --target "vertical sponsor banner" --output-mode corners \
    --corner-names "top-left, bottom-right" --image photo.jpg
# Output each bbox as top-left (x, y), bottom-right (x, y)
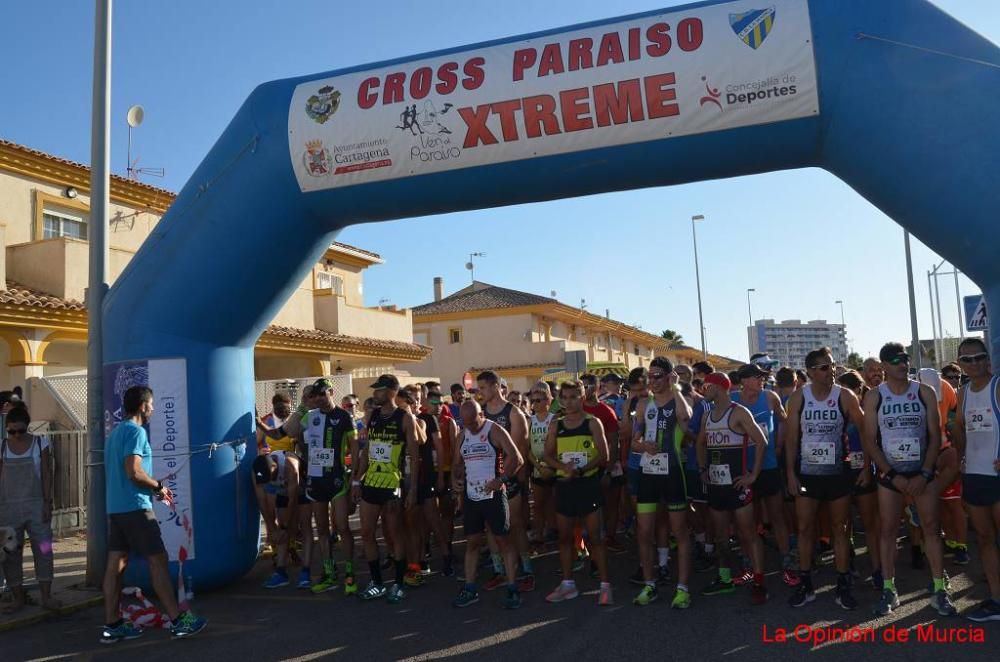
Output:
top-left (104, 358), bottom-right (194, 561)
top-left (289, 0), bottom-right (818, 192)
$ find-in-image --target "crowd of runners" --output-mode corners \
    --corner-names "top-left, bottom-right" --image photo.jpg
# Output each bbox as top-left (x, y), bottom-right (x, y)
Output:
top-left (249, 340), bottom-right (1000, 622)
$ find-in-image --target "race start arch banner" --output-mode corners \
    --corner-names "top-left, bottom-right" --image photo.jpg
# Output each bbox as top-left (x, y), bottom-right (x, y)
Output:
top-left (289, 0), bottom-right (818, 191)
top-left (105, 0), bottom-right (1000, 590)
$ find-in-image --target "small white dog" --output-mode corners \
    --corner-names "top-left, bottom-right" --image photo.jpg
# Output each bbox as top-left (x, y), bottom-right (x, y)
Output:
top-left (0, 526), bottom-right (16, 563)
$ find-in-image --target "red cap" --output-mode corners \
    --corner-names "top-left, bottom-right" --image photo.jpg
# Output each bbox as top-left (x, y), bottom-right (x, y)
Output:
top-left (704, 372), bottom-right (732, 392)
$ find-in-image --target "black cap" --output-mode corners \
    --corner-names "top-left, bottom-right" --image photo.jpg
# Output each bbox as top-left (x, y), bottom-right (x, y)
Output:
top-left (879, 343), bottom-right (909, 362)
top-left (737, 363), bottom-right (769, 380)
top-left (312, 378), bottom-right (334, 392)
top-left (600, 373), bottom-right (624, 383)
top-left (369, 374), bottom-right (400, 391)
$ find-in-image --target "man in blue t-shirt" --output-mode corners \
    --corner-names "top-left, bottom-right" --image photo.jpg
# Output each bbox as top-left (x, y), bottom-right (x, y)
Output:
top-left (100, 385), bottom-right (206, 644)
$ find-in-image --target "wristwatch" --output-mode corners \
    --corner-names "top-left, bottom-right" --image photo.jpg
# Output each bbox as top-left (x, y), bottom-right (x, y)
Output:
top-left (920, 468), bottom-right (935, 482)
top-left (885, 469), bottom-right (898, 481)
top-left (155, 480), bottom-right (163, 493)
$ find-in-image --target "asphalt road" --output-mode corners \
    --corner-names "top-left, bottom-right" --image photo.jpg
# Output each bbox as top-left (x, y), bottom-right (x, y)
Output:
top-left (4, 518), bottom-right (998, 662)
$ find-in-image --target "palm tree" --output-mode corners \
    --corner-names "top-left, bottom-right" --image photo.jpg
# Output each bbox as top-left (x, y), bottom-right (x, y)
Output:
top-left (661, 329), bottom-right (684, 345)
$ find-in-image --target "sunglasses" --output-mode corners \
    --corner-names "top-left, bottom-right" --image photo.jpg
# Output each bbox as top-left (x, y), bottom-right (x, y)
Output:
top-left (6, 428), bottom-right (27, 435)
top-left (648, 372), bottom-right (667, 380)
top-left (942, 374), bottom-right (961, 380)
top-left (959, 353), bottom-right (989, 364)
top-left (808, 364), bottom-right (833, 372)
top-left (885, 355), bottom-right (909, 366)
top-left (428, 398), bottom-right (443, 405)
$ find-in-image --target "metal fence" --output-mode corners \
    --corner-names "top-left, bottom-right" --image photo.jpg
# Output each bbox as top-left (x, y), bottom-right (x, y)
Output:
top-left (254, 375), bottom-right (354, 414)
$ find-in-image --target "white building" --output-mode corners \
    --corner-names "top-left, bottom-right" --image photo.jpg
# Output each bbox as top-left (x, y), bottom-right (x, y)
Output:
top-left (748, 319), bottom-right (848, 369)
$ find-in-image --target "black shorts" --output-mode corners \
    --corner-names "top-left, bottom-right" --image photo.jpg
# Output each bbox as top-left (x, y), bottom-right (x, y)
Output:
top-left (797, 473), bottom-right (853, 502)
top-left (850, 470), bottom-right (877, 496)
top-left (306, 475), bottom-right (347, 502)
top-left (963, 474), bottom-right (1000, 507)
top-left (439, 470), bottom-right (453, 495)
top-left (707, 485), bottom-right (753, 512)
top-left (877, 470), bottom-right (923, 493)
top-left (108, 509), bottom-right (167, 558)
top-left (532, 474), bottom-right (556, 488)
top-left (685, 469), bottom-right (707, 503)
top-left (637, 471), bottom-right (688, 512)
top-left (555, 476), bottom-right (603, 518)
top-left (506, 478), bottom-right (524, 501)
top-left (754, 467), bottom-right (783, 498)
top-left (275, 492), bottom-right (309, 508)
top-left (362, 485), bottom-right (400, 506)
top-left (417, 477), bottom-right (435, 505)
top-left (463, 491), bottom-right (510, 535)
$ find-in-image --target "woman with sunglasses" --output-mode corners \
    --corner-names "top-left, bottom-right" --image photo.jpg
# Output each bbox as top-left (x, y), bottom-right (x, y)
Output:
top-left (526, 382), bottom-right (557, 549)
top-left (0, 405), bottom-right (60, 613)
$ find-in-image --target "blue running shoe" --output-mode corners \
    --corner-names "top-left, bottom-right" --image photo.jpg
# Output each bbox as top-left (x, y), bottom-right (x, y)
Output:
top-left (170, 611), bottom-right (208, 639)
top-left (263, 570), bottom-right (289, 589)
top-left (100, 620), bottom-right (143, 645)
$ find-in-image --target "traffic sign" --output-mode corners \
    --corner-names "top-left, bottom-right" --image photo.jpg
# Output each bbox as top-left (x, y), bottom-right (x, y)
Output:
top-left (565, 350), bottom-right (587, 374)
top-left (965, 294), bottom-right (988, 332)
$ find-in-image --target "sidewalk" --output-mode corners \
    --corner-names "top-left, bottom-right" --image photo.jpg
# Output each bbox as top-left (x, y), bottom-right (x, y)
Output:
top-left (0, 531), bottom-right (102, 632)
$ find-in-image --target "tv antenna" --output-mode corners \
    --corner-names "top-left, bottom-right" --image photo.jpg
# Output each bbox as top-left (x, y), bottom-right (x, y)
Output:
top-left (126, 105), bottom-right (165, 180)
top-left (465, 252), bottom-right (486, 283)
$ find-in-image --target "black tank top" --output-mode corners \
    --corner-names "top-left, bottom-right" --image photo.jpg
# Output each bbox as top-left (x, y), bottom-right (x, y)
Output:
top-left (484, 402), bottom-right (514, 433)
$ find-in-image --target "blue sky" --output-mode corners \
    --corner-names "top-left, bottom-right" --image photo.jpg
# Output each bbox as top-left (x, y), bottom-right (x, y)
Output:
top-left (2, 0), bottom-right (996, 362)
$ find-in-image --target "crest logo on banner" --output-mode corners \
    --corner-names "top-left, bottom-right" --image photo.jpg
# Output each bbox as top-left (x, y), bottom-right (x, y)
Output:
top-left (303, 140), bottom-right (332, 177)
top-left (730, 7), bottom-right (777, 49)
top-left (305, 85), bottom-right (341, 124)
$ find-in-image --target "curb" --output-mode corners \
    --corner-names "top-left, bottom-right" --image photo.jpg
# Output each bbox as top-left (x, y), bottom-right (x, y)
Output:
top-left (0, 594), bottom-right (103, 632)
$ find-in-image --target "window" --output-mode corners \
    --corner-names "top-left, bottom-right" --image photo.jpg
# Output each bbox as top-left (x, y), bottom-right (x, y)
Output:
top-left (413, 331), bottom-right (429, 346)
top-left (315, 271), bottom-right (344, 295)
top-left (448, 328), bottom-right (462, 344)
top-left (42, 210), bottom-right (88, 240)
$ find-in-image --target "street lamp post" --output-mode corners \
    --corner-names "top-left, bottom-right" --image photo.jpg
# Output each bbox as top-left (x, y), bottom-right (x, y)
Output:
top-left (835, 299), bottom-right (847, 359)
top-left (747, 288), bottom-right (756, 357)
top-left (692, 215), bottom-right (707, 359)
top-left (904, 230), bottom-right (923, 370)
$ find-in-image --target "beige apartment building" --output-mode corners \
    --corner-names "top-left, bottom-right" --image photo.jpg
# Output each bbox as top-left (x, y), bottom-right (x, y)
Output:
top-left (0, 139), bottom-right (430, 398)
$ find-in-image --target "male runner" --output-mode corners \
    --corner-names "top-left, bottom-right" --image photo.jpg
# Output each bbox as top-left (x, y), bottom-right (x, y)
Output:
top-left (451, 401), bottom-right (525, 609)
top-left (477, 371), bottom-right (534, 591)
top-left (599, 373), bottom-right (626, 419)
top-left (526, 382), bottom-right (557, 547)
top-left (544, 380), bottom-right (612, 605)
top-left (733, 363), bottom-right (795, 586)
top-left (581, 373), bottom-right (623, 554)
top-left (696, 372), bottom-right (769, 605)
top-left (427, 385), bottom-right (458, 556)
top-left (253, 449), bottom-right (312, 589)
top-left (300, 378), bottom-right (358, 595)
top-left (952, 337), bottom-right (1000, 621)
top-left (632, 358), bottom-right (693, 608)
top-left (863, 358), bottom-right (884, 390)
top-left (351, 374), bottom-right (419, 604)
top-left (784, 348), bottom-right (865, 610)
top-left (862, 342), bottom-right (955, 616)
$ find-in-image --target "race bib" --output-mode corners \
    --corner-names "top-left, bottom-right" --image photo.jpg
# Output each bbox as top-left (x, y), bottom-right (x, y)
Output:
top-left (803, 440), bottom-right (836, 465)
top-left (966, 407), bottom-right (995, 433)
top-left (561, 452), bottom-right (588, 469)
top-left (465, 461), bottom-right (494, 502)
top-left (848, 451), bottom-right (865, 470)
top-left (309, 446), bottom-right (334, 468)
top-left (885, 437), bottom-right (921, 463)
top-left (610, 461), bottom-right (624, 478)
top-left (708, 463), bottom-right (732, 486)
top-left (369, 441), bottom-right (393, 463)
top-left (641, 453), bottom-right (670, 475)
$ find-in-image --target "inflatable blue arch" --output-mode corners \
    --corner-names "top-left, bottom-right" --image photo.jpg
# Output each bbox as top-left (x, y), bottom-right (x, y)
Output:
top-left (104, 0), bottom-right (1000, 588)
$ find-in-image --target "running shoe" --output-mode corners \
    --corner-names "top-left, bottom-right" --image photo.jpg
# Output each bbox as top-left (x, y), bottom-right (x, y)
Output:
top-left (954, 548), bottom-right (970, 565)
top-left (788, 584), bottom-right (815, 608)
top-left (343, 574), bottom-right (358, 596)
top-left (483, 573), bottom-right (506, 591)
top-left (834, 586), bottom-right (858, 611)
top-left (403, 571), bottom-right (424, 588)
top-left (874, 589), bottom-right (900, 616)
top-left (926, 571), bottom-right (952, 595)
top-left (263, 571), bottom-right (289, 589)
top-left (732, 568), bottom-right (753, 586)
top-left (100, 621), bottom-right (143, 645)
top-left (296, 568), bottom-right (312, 590)
top-left (931, 591), bottom-right (957, 616)
top-left (169, 611), bottom-right (207, 639)
top-left (453, 587), bottom-right (480, 608)
top-left (598, 584), bottom-right (613, 606)
top-left (502, 587), bottom-right (523, 610)
top-left (360, 580), bottom-right (387, 601)
top-left (311, 574), bottom-right (338, 594)
top-left (517, 574), bottom-right (536, 593)
top-left (782, 568), bottom-right (801, 587)
top-left (966, 599), bottom-right (1000, 623)
top-left (420, 562), bottom-right (434, 576)
top-left (633, 584), bottom-right (658, 606)
top-left (671, 588), bottom-right (691, 609)
top-left (701, 578), bottom-right (736, 596)
top-left (387, 583), bottom-right (405, 604)
top-left (571, 553), bottom-right (588, 573)
top-left (869, 569), bottom-right (884, 591)
top-left (545, 583), bottom-right (580, 603)
top-left (750, 583), bottom-right (769, 606)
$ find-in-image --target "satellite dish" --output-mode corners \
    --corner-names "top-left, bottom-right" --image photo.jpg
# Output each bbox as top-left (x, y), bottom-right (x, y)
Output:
top-left (126, 105), bottom-right (145, 128)
top-left (465, 262), bottom-right (474, 270)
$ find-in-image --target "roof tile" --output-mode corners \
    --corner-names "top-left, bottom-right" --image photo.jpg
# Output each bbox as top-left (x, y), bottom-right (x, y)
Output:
top-left (413, 282), bottom-right (554, 315)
